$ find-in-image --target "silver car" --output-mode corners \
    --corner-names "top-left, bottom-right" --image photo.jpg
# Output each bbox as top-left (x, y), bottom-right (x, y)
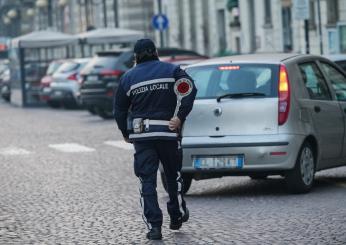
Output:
top-left (47, 58), bottom-right (90, 108)
top-left (162, 54), bottom-right (346, 194)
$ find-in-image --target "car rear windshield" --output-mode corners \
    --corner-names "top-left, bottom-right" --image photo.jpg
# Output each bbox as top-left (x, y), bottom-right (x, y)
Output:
top-left (56, 62), bottom-right (80, 73)
top-left (46, 61), bottom-right (62, 75)
top-left (82, 56), bottom-right (120, 74)
top-left (186, 64), bottom-right (279, 99)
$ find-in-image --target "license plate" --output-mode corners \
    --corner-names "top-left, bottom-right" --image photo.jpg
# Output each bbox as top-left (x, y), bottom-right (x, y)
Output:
top-left (43, 87), bottom-right (51, 93)
top-left (54, 91), bottom-right (63, 96)
top-left (87, 75), bottom-right (98, 81)
top-left (193, 155), bottom-right (244, 169)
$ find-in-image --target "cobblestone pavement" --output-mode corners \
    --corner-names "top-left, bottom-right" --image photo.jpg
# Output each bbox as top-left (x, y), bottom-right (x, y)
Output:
top-left (0, 102), bottom-right (346, 244)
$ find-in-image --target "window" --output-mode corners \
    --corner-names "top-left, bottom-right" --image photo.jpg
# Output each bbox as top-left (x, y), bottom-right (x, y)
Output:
top-left (56, 62), bottom-right (80, 73)
top-left (327, 0), bottom-right (338, 26)
top-left (309, 0), bottom-right (316, 30)
top-left (217, 9), bottom-right (227, 51)
top-left (299, 63), bottom-right (331, 100)
top-left (264, 0), bottom-right (272, 27)
top-left (339, 25), bottom-right (346, 53)
top-left (282, 7), bottom-right (293, 52)
top-left (186, 64), bottom-right (278, 99)
top-left (320, 62), bottom-right (346, 101)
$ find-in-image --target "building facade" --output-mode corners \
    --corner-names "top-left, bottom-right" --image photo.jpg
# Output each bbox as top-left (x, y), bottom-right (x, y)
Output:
top-left (3, 0), bottom-right (346, 56)
top-left (64, 0), bottom-right (155, 39)
top-left (232, 0), bottom-right (346, 55)
top-left (159, 0), bottom-right (346, 56)
top-left (160, 0), bottom-right (232, 56)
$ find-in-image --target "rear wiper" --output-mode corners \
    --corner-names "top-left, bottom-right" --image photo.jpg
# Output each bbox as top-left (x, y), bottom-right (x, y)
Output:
top-left (93, 65), bottom-right (104, 68)
top-left (217, 92), bottom-right (266, 102)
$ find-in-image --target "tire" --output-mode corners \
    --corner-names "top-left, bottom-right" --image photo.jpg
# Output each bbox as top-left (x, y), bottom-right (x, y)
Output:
top-left (63, 101), bottom-right (77, 109)
top-left (96, 108), bottom-right (113, 119)
top-left (87, 106), bottom-right (97, 115)
top-left (249, 173), bottom-right (268, 180)
top-left (2, 94), bottom-right (10, 102)
top-left (47, 101), bottom-right (61, 108)
top-left (160, 172), bottom-right (192, 195)
top-left (285, 142), bottom-right (315, 194)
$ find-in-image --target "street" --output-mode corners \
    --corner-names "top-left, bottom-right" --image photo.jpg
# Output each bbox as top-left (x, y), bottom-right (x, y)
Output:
top-left (0, 101), bottom-right (346, 244)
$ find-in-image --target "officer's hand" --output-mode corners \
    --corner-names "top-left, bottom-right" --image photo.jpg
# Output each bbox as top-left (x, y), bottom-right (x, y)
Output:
top-left (169, 117), bottom-right (181, 131)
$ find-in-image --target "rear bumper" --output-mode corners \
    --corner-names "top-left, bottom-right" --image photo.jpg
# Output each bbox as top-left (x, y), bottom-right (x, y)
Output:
top-left (182, 134), bottom-right (305, 175)
top-left (81, 92), bottom-right (113, 110)
top-left (42, 88), bottom-right (79, 103)
top-left (1, 84), bottom-right (10, 96)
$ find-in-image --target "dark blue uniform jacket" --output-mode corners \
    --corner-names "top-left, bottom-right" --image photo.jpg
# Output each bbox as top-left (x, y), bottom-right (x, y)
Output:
top-left (113, 60), bottom-right (197, 141)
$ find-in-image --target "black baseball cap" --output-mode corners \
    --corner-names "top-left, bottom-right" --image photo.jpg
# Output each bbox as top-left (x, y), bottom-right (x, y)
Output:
top-left (134, 39), bottom-right (157, 54)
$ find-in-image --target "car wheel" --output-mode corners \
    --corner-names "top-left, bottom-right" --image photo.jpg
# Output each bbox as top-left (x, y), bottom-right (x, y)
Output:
top-left (160, 172), bottom-right (192, 195)
top-left (1, 93), bottom-right (10, 102)
top-left (96, 108), bottom-right (113, 119)
top-left (63, 101), bottom-right (78, 109)
top-left (87, 106), bottom-right (97, 115)
top-left (47, 101), bottom-right (61, 108)
top-left (285, 142), bottom-right (315, 194)
top-left (249, 173), bottom-right (268, 180)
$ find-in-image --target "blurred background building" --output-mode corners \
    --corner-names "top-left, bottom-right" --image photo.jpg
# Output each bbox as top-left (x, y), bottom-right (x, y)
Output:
top-left (0, 0), bottom-right (346, 56)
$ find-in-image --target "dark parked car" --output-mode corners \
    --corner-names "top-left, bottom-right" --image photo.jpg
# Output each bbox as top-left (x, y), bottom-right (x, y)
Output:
top-left (80, 50), bottom-right (133, 118)
top-left (80, 48), bottom-right (208, 119)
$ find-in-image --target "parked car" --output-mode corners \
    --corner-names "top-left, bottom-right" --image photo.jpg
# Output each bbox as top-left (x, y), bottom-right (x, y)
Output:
top-left (80, 50), bottom-right (133, 118)
top-left (0, 64), bottom-right (10, 102)
top-left (162, 53), bottom-right (346, 194)
top-left (39, 60), bottom-right (65, 103)
top-left (80, 48), bottom-right (208, 119)
top-left (45, 58), bottom-right (90, 108)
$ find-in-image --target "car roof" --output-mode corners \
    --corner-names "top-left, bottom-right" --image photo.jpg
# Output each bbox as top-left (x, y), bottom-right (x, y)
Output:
top-left (61, 58), bottom-right (91, 63)
top-left (97, 49), bottom-right (132, 56)
top-left (95, 47), bottom-right (205, 57)
top-left (73, 58), bottom-right (91, 63)
top-left (188, 53), bottom-right (305, 67)
top-left (324, 54), bottom-right (346, 62)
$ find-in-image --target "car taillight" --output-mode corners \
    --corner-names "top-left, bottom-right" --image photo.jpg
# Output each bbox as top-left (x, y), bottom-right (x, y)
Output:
top-left (41, 82), bottom-right (50, 88)
top-left (106, 90), bottom-right (114, 97)
top-left (41, 76), bottom-right (52, 87)
top-left (278, 65), bottom-right (290, 126)
top-left (67, 73), bottom-right (78, 81)
top-left (101, 70), bottom-right (123, 79)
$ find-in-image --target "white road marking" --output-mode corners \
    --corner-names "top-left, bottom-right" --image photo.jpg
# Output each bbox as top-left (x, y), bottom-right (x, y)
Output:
top-left (48, 143), bottom-right (95, 153)
top-left (0, 147), bottom-right (31, 156)
top-left (104, 141), bottom-right (134, 150)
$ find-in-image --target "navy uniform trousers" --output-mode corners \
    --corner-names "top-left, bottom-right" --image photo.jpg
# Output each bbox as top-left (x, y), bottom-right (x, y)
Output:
top-left (133, 139), bottom-right (187, 228)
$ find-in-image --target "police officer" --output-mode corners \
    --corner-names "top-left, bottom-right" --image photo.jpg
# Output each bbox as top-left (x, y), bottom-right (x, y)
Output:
top-left (113, 39), bottom-right (196, 240)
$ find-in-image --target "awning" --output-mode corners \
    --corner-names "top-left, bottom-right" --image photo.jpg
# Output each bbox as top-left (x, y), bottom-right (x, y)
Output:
top-left (76, 28), bottom-right (144, 45)
top-left (12, 30), bottom-right (78, 48)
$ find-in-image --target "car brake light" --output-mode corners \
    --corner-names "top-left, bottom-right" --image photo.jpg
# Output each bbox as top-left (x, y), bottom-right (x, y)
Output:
top-left (41, 82), bottom-right (50, 88)
top-left (68, 73), bottom-right (78, 81)
top-left (278, 65), bottom-right (290, 126)
top-left (101, 70), bottom-right (123, 78)
top-left (218, 66), bottom-right (240, 70)
top-left (41, 76), bottom-right (52, 87)
top-left (106, 90), bottom-right (114, 97)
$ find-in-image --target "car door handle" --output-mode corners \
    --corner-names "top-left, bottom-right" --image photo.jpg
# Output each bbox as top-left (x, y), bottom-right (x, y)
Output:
top-left (314, 106), bottom-right (321, 113)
